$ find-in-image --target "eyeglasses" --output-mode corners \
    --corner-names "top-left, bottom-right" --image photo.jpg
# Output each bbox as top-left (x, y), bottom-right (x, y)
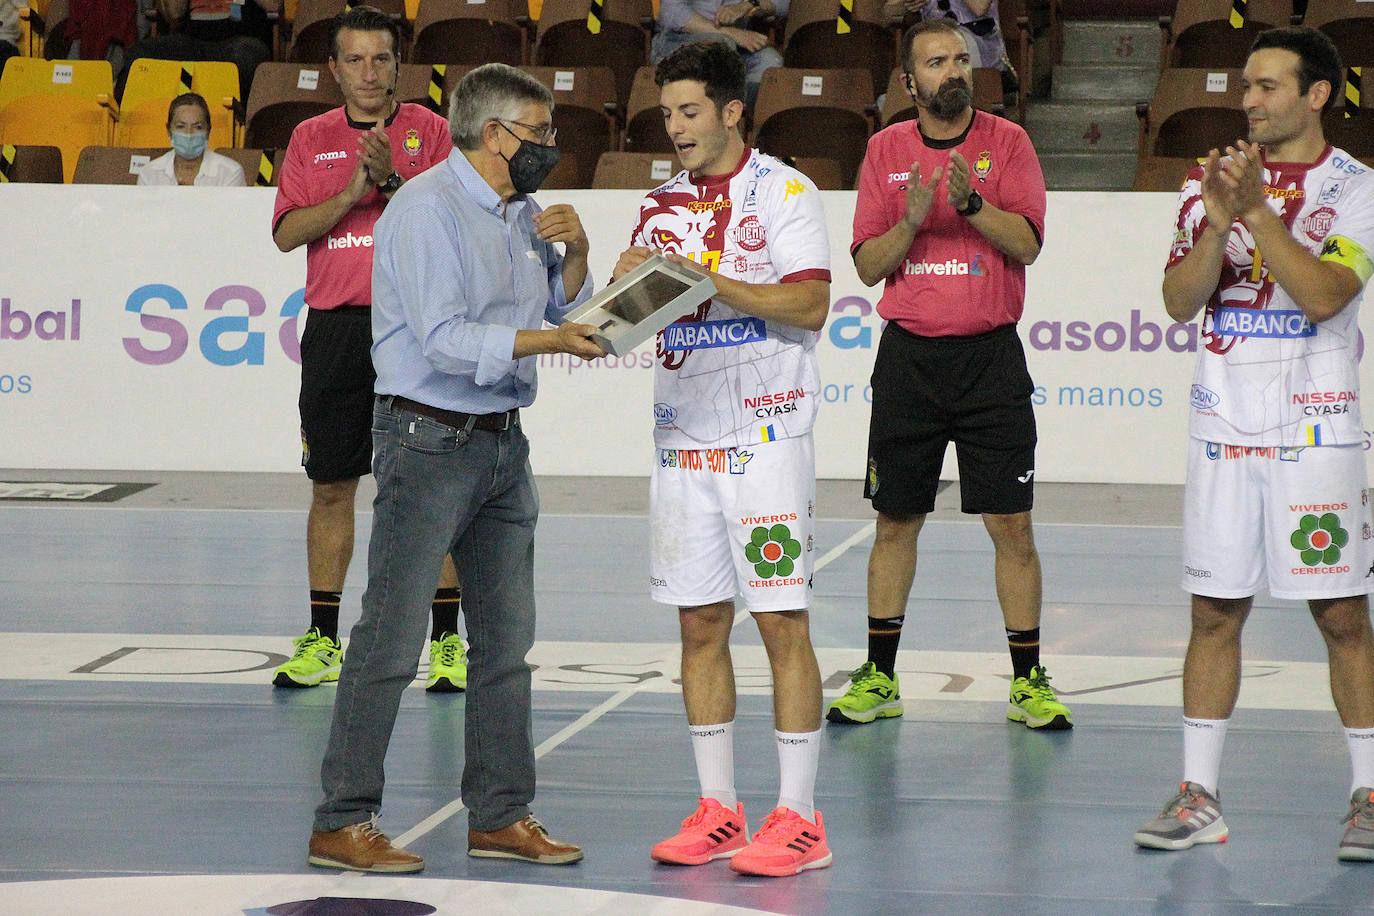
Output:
top-left (499, 119), bottom-right (557, 146)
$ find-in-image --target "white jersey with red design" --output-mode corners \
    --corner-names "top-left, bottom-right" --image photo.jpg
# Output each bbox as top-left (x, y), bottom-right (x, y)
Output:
top-left (1169, 146), bottom-right (1374, 447)
top-left (630, 148), bottom-right (831, 450)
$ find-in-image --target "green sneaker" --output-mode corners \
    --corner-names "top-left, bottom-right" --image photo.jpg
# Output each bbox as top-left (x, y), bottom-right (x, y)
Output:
top-left (426, 632), bottom-right (467, 693)
top-left (826, 662), bottom-right (902, 724)
top-left (1007, 665), bottom-right (1073, 729)
top-left (272, 627), bottom-right (342, 688)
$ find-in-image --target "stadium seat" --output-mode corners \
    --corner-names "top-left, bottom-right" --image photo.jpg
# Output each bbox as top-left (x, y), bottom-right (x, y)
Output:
top-left (1324, 77), bottom-right (1374, 165)
top-left (998, 0), bottom-right (1034, 119)
top-left (781, 0), bottom-right (896, 99)
top-left (215, 147), bottom-right (287, 186)
top-left (243, 61), bottom-right (345, 149)
top-left (116, 59), bottom-right (241, 149)
top-left (286, 0), bottom-right (407, 62)
top-left (880, 65), bottom-right (1005, 126)
top-left (410, 0), bottom-right (532, 66)
top-left (592, 149), bottom-right (681, 187)
top-left (1132, 154), bottom-right (1200, 191)
top-left (751, 66), bottom-right (874, 188)
top-left (394, 62), bottom-right (446, 113)
top-left (18, 0), bottom-right (65, 58)
top-left (783, 154), bottom-right (845, 189)
top-left (72, 146), bottom-right (167, 184)
top-left (623, 65), bottom-right (674, 153)
top-left (534, 146), bottom-right (585, 187)
top-left (523, 64), bottom-right (620, 188)
top-left (1160, 0), bottom-right (1293, 69)
top-left (1303, 0), bottom-right (1374, 67)
top-left (0, 58), bottom-right (118, 181)
top-left (534, 0), bottom-right (652, 107)
top-left (0, 143), bottom-right (63, 182)
top-left (1137, 66), bottom-right (1247, 159)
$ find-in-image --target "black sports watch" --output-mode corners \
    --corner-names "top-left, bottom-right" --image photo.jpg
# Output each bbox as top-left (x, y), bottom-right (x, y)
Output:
top-left (956, 190), bottom-right (983, 217)
top-left (379, 172), bottom-right (403, 194)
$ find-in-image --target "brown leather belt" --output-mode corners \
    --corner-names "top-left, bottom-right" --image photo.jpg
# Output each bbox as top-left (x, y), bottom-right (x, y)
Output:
top-left (387, 395), bottom-right (519, 431)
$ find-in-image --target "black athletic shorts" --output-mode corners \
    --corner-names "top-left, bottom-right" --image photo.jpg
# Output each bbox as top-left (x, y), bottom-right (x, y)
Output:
top-left (864, 321), bottom-right (1036, 516)
top-left (298, 306), bottom-right (376, 482)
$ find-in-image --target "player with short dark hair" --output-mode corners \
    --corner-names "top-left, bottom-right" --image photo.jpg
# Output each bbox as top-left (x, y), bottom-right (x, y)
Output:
top-left (614, 40), bottom-right (835, 877)
top-left (1133, 27), bottom-right (1374, 860)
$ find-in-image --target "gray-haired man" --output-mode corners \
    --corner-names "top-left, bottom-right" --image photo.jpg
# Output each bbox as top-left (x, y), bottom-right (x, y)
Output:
top-left (306, 62), bottom-right (605, 873)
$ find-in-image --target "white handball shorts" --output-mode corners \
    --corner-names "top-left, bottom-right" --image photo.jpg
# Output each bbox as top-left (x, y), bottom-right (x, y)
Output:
top-left (650, 435), bottom-right (816, 613)
top-left (1182, 439), bottom-right (1374, 600)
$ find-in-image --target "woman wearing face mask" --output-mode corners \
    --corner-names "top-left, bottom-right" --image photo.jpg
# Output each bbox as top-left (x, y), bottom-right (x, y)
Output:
top-left (138, 92), bottom-right (247, 186)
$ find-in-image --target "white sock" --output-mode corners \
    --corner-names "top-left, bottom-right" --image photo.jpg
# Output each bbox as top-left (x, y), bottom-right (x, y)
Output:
top-left (775, 728), bottom-right (821, 822)
top-left (689, 721), bottom-right (736, 809)
top-left (1347, 727), bottom-right (1374, 795)
top-left (1182, 716), bottom-right (1229, 796)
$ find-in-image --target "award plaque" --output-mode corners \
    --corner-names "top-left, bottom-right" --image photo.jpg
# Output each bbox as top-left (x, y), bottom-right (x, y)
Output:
top-left (566, 253), bottom-right (716, 356)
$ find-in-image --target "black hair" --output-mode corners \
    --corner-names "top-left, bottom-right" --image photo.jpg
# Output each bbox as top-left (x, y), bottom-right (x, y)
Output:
top-left (654, 39), bottom-right (748, 112)
top-left (1250, 26), bottom-right (1344, 115)
top-left (328, 4), bottom-right (400, 61)
top-left (902, 17), bottom-right (962, 75)
top-left (166, 91), bottom-right (211, 129)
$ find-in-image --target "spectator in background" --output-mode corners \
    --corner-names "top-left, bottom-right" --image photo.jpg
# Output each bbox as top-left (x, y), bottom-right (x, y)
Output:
top-left (884, 0), bottom-right (1015, 86)
top-left (138, 92), bottom-right (246, 186)
top-left (652, 0), bottom-right (787, 106)
top-left (0, 0), bottom-right (20, 79)
top-left (117, 0), bottom-right (280, 102)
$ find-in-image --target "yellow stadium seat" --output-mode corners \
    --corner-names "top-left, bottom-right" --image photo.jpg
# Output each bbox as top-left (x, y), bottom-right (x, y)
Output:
top-left (0, 58), bottom-right (118, 181)
top-left (116, 59), bottom-right (242, 149)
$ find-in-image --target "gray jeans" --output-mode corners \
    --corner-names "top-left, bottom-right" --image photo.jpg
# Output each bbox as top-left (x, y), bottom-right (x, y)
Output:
top-left (314, 396), bottom-right (539, 834)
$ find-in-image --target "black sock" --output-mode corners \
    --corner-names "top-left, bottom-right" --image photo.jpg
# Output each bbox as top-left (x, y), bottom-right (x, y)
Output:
top-left (1006, 626), bottom-right (1040, 680)
top-left (431, 587), bottom-right (462, 642)
top-left (868, 615), bottom-right (905, 678)
top-left (309, 590), bottom-right (341, 643)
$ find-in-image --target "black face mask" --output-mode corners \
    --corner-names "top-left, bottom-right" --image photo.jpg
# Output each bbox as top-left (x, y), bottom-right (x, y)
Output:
top-left (499, 122), bottom-right (561, 194)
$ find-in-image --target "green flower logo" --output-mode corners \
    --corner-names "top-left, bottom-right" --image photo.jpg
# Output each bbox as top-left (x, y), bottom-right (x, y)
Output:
top-left (1291, 512), bottom-right (1348, 566)
top-left (745, 523), bottom-right (802, 578)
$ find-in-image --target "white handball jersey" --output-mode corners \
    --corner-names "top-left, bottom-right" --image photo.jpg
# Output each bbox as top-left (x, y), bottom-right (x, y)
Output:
top-left (629, 149), bottom-right (831, 450)
top-left (1169, 147), bottom-right (1374, 447)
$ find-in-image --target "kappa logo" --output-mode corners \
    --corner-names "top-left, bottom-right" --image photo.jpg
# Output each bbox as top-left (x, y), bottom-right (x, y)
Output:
top-left (783, 179), bottom-right (806, 200)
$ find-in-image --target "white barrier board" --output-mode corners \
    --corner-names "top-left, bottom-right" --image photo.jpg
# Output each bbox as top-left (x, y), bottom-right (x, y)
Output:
top-left (1, 185), bottom-right (1369, 484)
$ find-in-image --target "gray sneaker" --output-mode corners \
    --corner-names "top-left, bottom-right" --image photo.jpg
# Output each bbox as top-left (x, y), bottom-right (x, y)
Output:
top-left (1339, 787), bottom-right (1374, 861)
top-left (1134, 782), bottom-right (1228, 850)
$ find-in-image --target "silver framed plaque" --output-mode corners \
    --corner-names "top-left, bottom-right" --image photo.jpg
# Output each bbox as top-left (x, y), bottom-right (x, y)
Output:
top-left (566, 253), bottom-right (716, 356)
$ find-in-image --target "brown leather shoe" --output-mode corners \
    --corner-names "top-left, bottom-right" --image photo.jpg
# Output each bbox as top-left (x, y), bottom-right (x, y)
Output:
top-left (308, 815), bottom-right (424, 873)
top-left (468, 814), bottom-right (583, 864)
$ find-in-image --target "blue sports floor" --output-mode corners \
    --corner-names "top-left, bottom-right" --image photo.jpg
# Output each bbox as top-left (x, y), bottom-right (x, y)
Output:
top-left (1, 472), bottom-right (1372, 914)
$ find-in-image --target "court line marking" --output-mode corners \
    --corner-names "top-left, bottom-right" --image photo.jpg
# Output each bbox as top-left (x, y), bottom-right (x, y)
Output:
top-left (392, 519), bottom-right (876, 850)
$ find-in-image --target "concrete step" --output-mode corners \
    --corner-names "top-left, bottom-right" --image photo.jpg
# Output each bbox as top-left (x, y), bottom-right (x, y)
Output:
top-left (1051, 64), bottom-right (1159, 102)
top-left (1024, 101), bottom-right (1140, 153)
top-left (1061, 19), bottom-right (1162, 66)
top-left (1039, 151), bottom-right (1139, 191)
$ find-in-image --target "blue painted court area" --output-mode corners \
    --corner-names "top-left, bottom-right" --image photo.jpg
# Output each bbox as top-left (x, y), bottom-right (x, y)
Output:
top-left (2, 484), bottom-right (1373, 913)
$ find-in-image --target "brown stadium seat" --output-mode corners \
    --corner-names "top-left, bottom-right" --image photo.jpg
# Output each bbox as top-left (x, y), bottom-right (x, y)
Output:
top-left (534, 0), bottom-right (652, 107)
top-left (216, 147), bottom-right (288, 186)
top-left (1132, 154), bottom-right (1201, 191)
top-left (781, 0), bottom-right (897, 99)
top-left (410, 0), bottom-right (533, 66)
top-left (623, 65), bottom-right (674, 153)
top-left (592, 149), bottom-right (682, 187)
top-left (751, 66), bottom-right (875, 188)
top-left (1159, 0), bottom-right (1293, 68)
top-left (0, 143), bottom-right (63, 183)
top-left (243, 61), bottom-right (346, 149)
top-left (72, 146), bottom-right (167, 185)
top-left (522, 64), bottom-right (620, 188)
top-left (1303, 0), bottom-right (1374, 68)
top-left (1137, 66), bottom-right (1247, 159)
top-left (288, 0), bottom-right (408, 63)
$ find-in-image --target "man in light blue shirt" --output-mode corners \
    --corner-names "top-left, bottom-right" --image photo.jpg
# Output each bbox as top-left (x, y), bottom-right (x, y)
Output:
top-left (308, 62), bottom-right (605, 874)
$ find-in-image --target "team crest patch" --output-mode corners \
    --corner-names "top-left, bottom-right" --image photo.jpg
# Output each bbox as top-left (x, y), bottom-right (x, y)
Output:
top-left (404, 129), bottom-right (422, 155)
top-left (973, 151), bottom-right (992, 182)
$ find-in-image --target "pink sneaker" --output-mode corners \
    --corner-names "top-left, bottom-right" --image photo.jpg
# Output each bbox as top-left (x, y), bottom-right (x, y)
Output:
top-left (651, 798), bottom-right (749, 865)
top-left (729, 807), bottom-right (832, 877)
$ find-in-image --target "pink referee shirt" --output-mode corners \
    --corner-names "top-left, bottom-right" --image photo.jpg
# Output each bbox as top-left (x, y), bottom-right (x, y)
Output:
top-left (273, 102), bottom-right (452, 311)
top-left (851, 111), bottom-right (1046, 337)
